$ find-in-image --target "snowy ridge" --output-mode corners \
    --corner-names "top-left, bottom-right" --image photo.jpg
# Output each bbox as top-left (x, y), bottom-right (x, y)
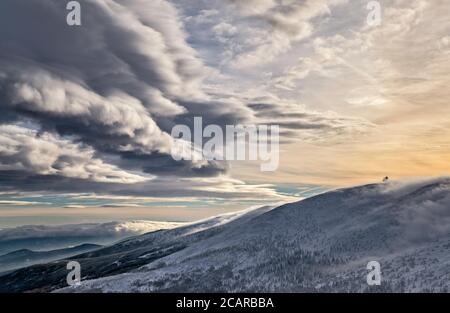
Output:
top-left (54, 177), bottom-right (450, 293)
top-left (2, 178), bottom-right (449, 292)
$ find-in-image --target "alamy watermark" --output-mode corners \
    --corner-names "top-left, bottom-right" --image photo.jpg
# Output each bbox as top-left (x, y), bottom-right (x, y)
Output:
top-left (66, 261), bottom-right (81, 286)
top-left (366, 261), bottom-right (382, 286)
top-left (171, 117), bottom-right (280, 172)
top-left (66, 1), bottom-right (81, 26)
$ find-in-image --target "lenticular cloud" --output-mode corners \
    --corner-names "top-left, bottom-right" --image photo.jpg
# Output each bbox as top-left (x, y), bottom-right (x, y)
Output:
top-left (0, 0), bottom-right (219, 184)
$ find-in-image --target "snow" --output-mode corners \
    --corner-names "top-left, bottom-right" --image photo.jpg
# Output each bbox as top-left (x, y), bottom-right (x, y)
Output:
top-left (57, 178), bottom-right (450, 292)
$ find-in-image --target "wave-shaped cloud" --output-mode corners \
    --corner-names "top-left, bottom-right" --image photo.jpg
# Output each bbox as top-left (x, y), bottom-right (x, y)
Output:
top-left (0, 124), bottom-right (149, 183)
top-left (0, 0), bottom-right (377, 198)
top-left (0, 0), bottom-right (228, 188)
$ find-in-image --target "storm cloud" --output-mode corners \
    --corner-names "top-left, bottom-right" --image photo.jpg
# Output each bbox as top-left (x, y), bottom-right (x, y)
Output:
top-left (0, 0), bottom-right (229, 186)
top-left (0, 0), bottom-right (375, 199)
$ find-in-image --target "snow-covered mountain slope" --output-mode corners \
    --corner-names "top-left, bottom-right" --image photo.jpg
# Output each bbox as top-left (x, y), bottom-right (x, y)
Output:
top-left (2, 178), bottom-right (449, 292)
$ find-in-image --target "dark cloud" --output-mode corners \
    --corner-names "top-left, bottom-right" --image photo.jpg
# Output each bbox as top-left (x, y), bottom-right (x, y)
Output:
top-left (0, 170), bottom-right (280, 201)
top-left (118, 151), bottom-right (228, 178)
top-left (247, 101), bottom-right (374, 141)
top-left (0, 0), bottom-right (374, 197)
top-left (0, 125), bottom-right (148, 183)
top-left (0, 0), bottom-right (235, 188)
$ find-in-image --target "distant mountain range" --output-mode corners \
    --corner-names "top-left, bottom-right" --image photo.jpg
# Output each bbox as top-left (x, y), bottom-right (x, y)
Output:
top-left (0, 178), bottom-right (449, 292)
top-left (0, 244), bottom-right (101, 274)
top-left (0, 220), bottom-right (185, 255)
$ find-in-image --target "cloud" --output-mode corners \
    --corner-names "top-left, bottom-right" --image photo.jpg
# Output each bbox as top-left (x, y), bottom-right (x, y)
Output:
top-left (185, 9), bottom-right (219, 25)
top-left (0, 200), bottom-right (51, 206)
top-left (212, 22), bottom-right (238, 40)
top-left (2, 64), bottom-right (173, 154)
top-left (247, 96), bottom-right (374, 142)
top-left (0, 220), bottom-right (184, 241)
top-left (272, 0), bottom-right (450, 117)
top-left (0, 124), bottom-right (149, 184)
top-left (0, 0), bottom-right (197, 115)
top-left (227, 0), bottom-right (348, 68)
top-left (1, 0), bottom-right (439, 201)
top-left (0, 0), bottom-right (228, 182)
top-left (356, 177), bottom-right (450, 242)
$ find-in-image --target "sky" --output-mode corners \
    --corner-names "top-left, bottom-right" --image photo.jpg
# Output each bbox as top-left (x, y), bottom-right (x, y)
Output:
top-left (0, 0), bottom-right (449, 226)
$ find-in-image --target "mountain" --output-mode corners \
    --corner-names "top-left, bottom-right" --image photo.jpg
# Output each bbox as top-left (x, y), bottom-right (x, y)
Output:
top-left (0, 220), bottom-right (185, 255)
top-left (1, 178), bottom-right (449, 292)
top-left (0, 244), bottom-right (102, 274)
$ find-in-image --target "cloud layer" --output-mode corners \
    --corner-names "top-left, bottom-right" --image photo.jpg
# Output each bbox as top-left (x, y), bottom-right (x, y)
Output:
top-left (0, 124), bottom-right (149, 183)
top-left (0, 0), bottom-right (227, 191)
top-left (2, 0), bottom-right (446, 216)
top-left (0, 220), bottom-right (184, 240)
top-left (0, 0), bottom-right (375, 200)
